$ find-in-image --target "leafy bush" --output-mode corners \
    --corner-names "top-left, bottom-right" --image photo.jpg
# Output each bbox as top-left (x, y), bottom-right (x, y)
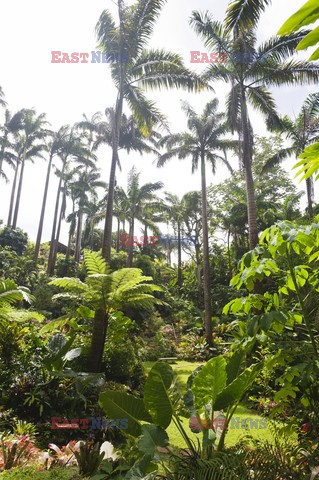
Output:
top-left (0, 466), bottom-right (82, 479)
top-left (0, 227), bottom-right (28, 255)
top-left (55, 257), bottom-right (78, 278)
top-left (133, 254), bottom-right (155, 277)
top-left (103, 338), bottom-right (144, 389)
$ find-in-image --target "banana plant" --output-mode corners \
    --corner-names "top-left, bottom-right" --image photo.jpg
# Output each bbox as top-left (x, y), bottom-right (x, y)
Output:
top-left (99, 355), bottom-right (262, 465)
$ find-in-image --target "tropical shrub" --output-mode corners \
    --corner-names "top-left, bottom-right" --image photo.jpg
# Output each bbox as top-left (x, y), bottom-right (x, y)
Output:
top-left (0, 227), bottom-right (28, 255)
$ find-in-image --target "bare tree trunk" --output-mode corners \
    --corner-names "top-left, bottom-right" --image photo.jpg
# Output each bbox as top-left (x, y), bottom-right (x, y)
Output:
top-left (66, 231), bottom-right (72, 260)
top-left (200, 152), bottom-right (212, 346)
top-left (12, 151), bottom-right (26, 229)
top-left (50, 184), bottom-right (66, 274)
top-left (227, 229), bottom-right (232, 280)
top-left (74, 209), bottom-right (83, 263)
top-left (177, 221), bottom-right (182, 295)
top-left (88, 309), bottom-right (108, 372)
top-left (306, 176), bottom-right (314, 220)
top-left (34, 154), bottom-right (53, 264)
top-left (102, 0), bottom-right (125, 263)
top-left (116, 217), bottom-right (120, 252)
top-left (195, 243), bottom-right (201, 288)
top-left (127, 217), bottom-right (134, 267)
top-left (7, 162), bottom-right (19, 226)
top-left (48, 169), bottom-right (64, 274)
top-left (241, 93), bottom-right (258, 249)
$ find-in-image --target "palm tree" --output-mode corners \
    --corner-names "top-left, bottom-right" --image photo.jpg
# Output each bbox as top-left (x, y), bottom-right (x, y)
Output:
top-left (263, 93), bottom-right (319, 219)
top-left (124, 167), bottom-right (163, 267)
top-left (157, 100), bottom-right (235, 346)
top-left (47, 130), bottom-right (93, 274)
top-left (164, 193), bottom-right (185, 295)
top-left (0, 110), bottom-right (24, 181)
top-left (71, 168), bottom-right (106, 262)
top-left (113, 186), bottom-right (129, 252)
top-left (34, 126), bottom-right (72, 264)
top-left (182, 191), bottom-right (203, 288)
top-left (11, 109), bottom-right (49, 229)
top-left (96, 0), bottom-right (205, 263)
top-left (50, 250), bottom-right (162, 372)
top-left (191, 2), bottom-right (319, 248)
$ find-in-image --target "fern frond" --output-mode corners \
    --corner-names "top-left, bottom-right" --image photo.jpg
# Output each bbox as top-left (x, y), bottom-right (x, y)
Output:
top-left (111, 268), bottom-right (147, 291)
top-left (0, 279), bottom-right (33, 305)
top-left (49, 277), bottom-right (89, 293)
top-left (83, 250), bottom-right (109, 275)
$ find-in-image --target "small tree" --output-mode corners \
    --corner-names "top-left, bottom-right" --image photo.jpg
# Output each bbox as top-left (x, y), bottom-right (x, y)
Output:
top-left (50, 250), bottom-right (162, 372)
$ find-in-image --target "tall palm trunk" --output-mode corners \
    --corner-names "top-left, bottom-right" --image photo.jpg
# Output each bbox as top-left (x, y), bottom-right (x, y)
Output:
top-left (12, 150), bottom-right (26, 229)
top-left (7, 162), bottom-right (19, 226)
top-left (195, 242), bottom-right (201, 288)
top-left (88, 309), bottom-right (108, 372)
top-left (227, 229), bottom-right (232, 280)
top-left (48, 167), bottom-right (64, 274)
top-left (50, 184), bottom-right (66, 273)
top-left (241, 93), bottom-right (258, 249)
top-left (102, 0), bottom-right (125, 262)
top-left (127, 217), bottom-right (135, 267)
top-left (75, 208), bottom-right (83, 263)
top-left (66, 231), bottom-right (72, 260)
top-left (116, 217), bottom-right (121, 252)
top-left (177, 221), bottom-right (182, 295)
top-left (34, 153), bottom-right (53, 264)
top-left (200, 152), bottom-right (212, 346)
top-left (102, 102), bottom-right (123, 262)
top-left (89, 222), bottom-right (95, 250)
top-left (306, 176), bottom-right (314, 220)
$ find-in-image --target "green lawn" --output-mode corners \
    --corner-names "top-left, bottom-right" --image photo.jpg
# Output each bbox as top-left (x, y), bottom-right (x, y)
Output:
top-left (143, 360), bottom-right (274, 447)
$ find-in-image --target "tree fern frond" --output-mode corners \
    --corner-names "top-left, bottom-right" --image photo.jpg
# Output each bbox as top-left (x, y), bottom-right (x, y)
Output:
top-left (49, 278), bottom-right (89, 293)
top-left (83, 250), bottom-right (109, 275)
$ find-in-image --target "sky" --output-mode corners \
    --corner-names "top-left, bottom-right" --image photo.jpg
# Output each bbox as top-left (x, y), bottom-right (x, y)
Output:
top-left (0, 0), bottom-right (317, 244)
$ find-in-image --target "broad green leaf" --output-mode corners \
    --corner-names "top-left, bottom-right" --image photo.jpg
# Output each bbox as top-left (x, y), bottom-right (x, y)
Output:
top-left (99, 391), bottom-right (152, 437)
top-left (124, 454), bottom-right (154, 480)
top-left (214, 364), bottom-right (262, 411)
top-left (278, 0), bottom-right (319, 36)
top-left (77, 305), bottom-right (95, 318)
top-left (192, 356), bottom-right (227, 409)
top-left (309, 45), bottom-right (319, 60)
top-left (63, 347), bottom-right (81, 362)
top-left (138, 424), bottom-right (169, 455)
top-left (144, 362), bottom-right (174, 429)
top-left (226, 351), bottom-right (244, 385)
top-left (297, 25), bottom-right (319, 49)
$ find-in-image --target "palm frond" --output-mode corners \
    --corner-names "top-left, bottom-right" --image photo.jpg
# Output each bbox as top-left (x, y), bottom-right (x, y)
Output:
top-left (225, 0), bottom-right (271, 33)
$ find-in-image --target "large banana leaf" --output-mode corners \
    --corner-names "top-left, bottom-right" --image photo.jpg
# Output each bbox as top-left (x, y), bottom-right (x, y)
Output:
top-left (192, 356), bottom-right (227, 410)
top-left (144, 362), bottom-right (174, 429)
top-left (99, 391), bottom-right (152, 437)
top-left (138, 424), bottom-right (169, 455)
top-left (214, 363), bottom-right (262, 411)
